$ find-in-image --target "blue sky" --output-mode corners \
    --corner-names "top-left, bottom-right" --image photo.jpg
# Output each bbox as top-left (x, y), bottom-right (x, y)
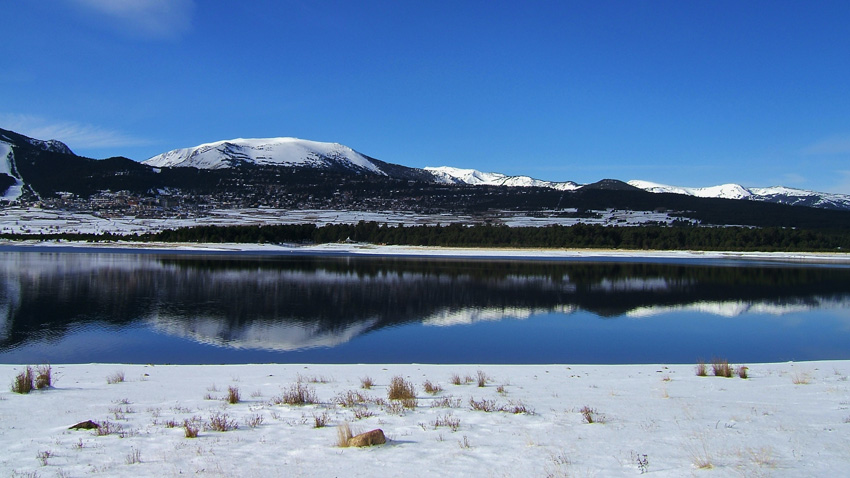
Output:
top-left (3, 1), bottom-right (850, 193)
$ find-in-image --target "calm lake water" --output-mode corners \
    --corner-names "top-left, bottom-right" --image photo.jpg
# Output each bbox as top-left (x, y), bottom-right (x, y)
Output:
top-left (1, 249), bottom-right (849, 364)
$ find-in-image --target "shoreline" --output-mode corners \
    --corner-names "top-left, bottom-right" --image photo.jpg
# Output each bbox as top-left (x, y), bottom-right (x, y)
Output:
top-left (3, 239), bottom-right (850, 264)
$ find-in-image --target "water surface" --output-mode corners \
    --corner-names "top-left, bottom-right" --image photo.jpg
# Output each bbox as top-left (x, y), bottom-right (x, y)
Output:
top-left (1, 251), bottom-right (848, 364)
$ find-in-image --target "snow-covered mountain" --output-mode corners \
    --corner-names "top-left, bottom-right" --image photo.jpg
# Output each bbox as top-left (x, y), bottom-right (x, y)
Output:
top-left (425, 166), bottom-right (580, 191)
top-left (628, 180), bottom-right (850, 210)
top-left (143, 137), bottom-right (387, 175)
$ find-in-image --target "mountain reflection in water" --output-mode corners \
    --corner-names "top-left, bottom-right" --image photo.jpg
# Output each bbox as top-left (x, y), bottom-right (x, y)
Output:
top-left (1, 252), bottom-right (849, 363)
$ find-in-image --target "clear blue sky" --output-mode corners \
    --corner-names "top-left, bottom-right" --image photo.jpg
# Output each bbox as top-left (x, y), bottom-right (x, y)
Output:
top-left (3, 1), bottom-right (850, 193)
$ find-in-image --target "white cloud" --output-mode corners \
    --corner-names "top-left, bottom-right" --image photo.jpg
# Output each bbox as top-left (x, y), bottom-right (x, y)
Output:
top-left (801, 134), bottom-right (850, 155)
top-left (0, 114), bottom-right (150, 150)
top-left (68, 0), bottom-right (195, 39)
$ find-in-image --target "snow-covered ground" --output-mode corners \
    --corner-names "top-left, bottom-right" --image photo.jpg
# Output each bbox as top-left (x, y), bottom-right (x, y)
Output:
top-left (1, 362), bottom-right (848, 477)
top-left (0, 206), bottom-right (689, 236)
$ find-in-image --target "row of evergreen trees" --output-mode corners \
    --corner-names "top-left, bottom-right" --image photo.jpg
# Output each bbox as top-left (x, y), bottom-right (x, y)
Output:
top-left (3, 222), bottom-right (848, 252)
top-left (140, 222), bottom-right (849, 252)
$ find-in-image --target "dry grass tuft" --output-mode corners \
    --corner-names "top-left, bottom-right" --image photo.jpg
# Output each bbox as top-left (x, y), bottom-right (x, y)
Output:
top-left (432, 413), bottom-right (460, 431)
top-left (207, 412), bottom-right (238, 432)
top-left (450, 373), bottom-right (462, 385)
top-left (579, 406), bottom-right (605, 424)
top-left (476, 370), bottom-right (490, 387)
top-left (359, 376), bottom-right (374, 390)
top-left (791, 372), bottom-right (811, 385)
top-left (502, 400), bottom-right (534, 415)
top-left (423, 380), bottom-right (443, 395)
top-left (711, 358), bottom-right (733, 378)
top-left (11, 367), bottom-right (34, 394)
top-left (335, 390), bottom-right (370, 408)
top-left (313, 412), bottom-right (330, 428)
top-left (106, 371), bottom-right (125, 385)
top-left (183, 419), bottom-right (199, 438)
top-left (35, 364), bottom-right (52, 389)
top-left (469, 397), bottom-right (498, 412)
top-left (696, 360), bottom-right (707, 377)
top-left (387, 375), bottom-right (416, 401)
top-left (336, 422), bottom-right (353, 447)
top-left (431, 395), bottom-right (462, 408)
top-left (227, 386), bottom-right (240, 404)
top-left (125, 448), bottom-right (141, 465)
top-left (274, 382), bottom-right (318, 405)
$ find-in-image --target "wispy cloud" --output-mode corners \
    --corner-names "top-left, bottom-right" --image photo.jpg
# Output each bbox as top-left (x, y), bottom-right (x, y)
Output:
top-left (68, 0), bottom-right (196, 40)
top-left (801, 134), bottom-right (850, 155)
top-left (0, 114), bottom-right (150, 150)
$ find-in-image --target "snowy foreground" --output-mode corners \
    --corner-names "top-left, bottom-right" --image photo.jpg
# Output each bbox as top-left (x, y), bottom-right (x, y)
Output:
top-left (2, 362), bottom-right (849, 477)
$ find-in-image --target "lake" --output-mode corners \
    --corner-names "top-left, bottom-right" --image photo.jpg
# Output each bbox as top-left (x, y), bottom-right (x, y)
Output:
top-left (1, 249), bottom-right (849, 364)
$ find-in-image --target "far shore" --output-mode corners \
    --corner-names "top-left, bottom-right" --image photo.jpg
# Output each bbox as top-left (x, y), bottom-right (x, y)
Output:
top-left (2, 239), bottom-right (850, 264)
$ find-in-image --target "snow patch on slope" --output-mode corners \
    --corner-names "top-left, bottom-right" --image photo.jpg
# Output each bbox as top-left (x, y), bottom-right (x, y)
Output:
top-left (0, 141), bottom-right (24, 201)
top-left (143, 137), bottom-right (386, 174)
top-left (426, 166), bottom-right (579, 190)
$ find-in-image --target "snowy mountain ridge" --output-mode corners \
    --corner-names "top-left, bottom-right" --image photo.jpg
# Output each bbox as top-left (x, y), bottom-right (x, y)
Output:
top-left (143, 137), bottom-right (386, 175)
top-left (425, 166), bottom-right (580, 191)
top-left (627, 180), bottom-right (850, 210)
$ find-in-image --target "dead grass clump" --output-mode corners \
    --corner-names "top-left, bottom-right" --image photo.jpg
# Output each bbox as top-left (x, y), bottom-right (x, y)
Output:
top-left (313, 412), bottom-right (330, 428)
top-left (476, 370), bottom-right (490, 387)
top-left (125, 448), bottom-right (141, 465)
top-left (274, 382), bottom-right (318, 405)
top-left (336, 422), bottom-right (353, 447)
top-left (696, 359), bottom-right (707, 377)
top-left (94, 420), bottom-right (123, 436)
top-left (387, 375), bottom-right (416, 401)
top-left (579, 406), bottom-right (605, 424)
top-left (431, 395), bottom-right (462, 408)
top-left (244, 414), bottom-right (264, 428)
top-left (227, 386), bottom-right (240, 404)
top-left (496, 384), bottom-right (507, 395)
top-left (423, 380), bottom-right (443, 395)
top-left (207, 412), bottom-right (238, 432)
top-left (11, 367), bottom-right (34, 394)
top-left (360, 376), bottom-right (374, 390)
top-left (335, 390), bottom-right (369, 408)
top-left (183, 418), bottom-right (201, 438)
top-left (432, 413), bottom-right (460, 432)
top-left (353, 407), bottom-right (375, 420)
top-left (35, 364), bottom-right (52, 389)
top-left (106, 371), bottom-right (125, 385)
top-left (469, 397), bottom-right (498, 412)
top-left (297, 373), bottom-right (331, 384)
top-left (791, 372), bottom-right (811, 385)
top-left (712, 359), bottom-right (733, 378)
top-left (450, 373), bottom-right (462, 385)
top-left (502, 400), bottom-right (534, 415)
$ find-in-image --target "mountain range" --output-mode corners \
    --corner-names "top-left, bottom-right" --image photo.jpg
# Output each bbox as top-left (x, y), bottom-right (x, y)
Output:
top-left (4, 127), bottom-right (850, 230)
top-left (141, 135), bottom-right (850, 210)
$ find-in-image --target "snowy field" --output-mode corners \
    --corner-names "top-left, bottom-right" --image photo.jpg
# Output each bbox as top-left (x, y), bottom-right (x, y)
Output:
top-left (0, 206), bottom-right (685, 236)
top-left (2, 362), bottom-right (849, 477)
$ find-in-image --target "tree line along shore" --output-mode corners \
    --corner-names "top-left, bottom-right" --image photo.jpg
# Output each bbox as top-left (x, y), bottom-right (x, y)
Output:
top-left (3, 222), bottom-right (849, 252)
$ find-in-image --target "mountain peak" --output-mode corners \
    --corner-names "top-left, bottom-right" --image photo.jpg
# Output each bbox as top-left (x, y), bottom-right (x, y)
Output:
top-left (143, 137), bottom-right (386, 174)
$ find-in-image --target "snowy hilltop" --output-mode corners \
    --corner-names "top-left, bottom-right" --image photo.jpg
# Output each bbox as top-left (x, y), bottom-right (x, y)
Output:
top-left (143, 137), bottom-right (387, 174)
